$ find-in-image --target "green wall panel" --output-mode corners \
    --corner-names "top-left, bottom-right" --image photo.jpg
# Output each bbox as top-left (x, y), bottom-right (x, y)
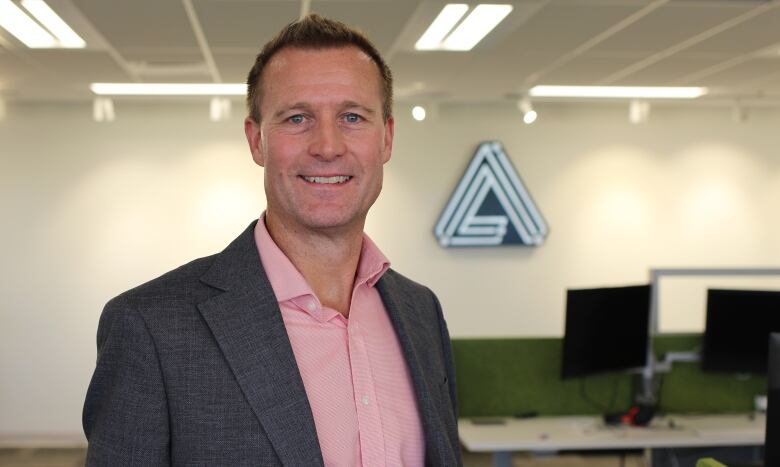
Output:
top-left (452, 335), bottom-right (768, 418)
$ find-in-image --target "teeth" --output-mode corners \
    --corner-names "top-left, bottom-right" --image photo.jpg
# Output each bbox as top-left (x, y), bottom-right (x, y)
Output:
top-left (303, 175), bottom-right (351, 184)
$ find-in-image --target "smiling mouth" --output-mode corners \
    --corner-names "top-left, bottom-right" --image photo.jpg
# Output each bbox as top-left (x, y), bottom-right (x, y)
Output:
top-left (301, 175), bottom-right (352, 184)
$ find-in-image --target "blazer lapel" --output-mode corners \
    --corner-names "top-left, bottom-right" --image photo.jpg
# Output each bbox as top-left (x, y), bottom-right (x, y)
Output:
top-left (376, 274), bottom-right (451, 465)
top-left (197, 222), bottom-right (324, 467)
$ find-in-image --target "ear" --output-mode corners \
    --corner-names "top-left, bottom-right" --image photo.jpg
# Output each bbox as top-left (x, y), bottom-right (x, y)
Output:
top-left (244, 117), bottom-right (265, 167)
top-left (381, 116), bottom-right (394, 164)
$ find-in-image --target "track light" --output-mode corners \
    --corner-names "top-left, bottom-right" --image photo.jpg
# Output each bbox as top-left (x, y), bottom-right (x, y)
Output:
top-left (209, 97), bottom-right (231, 122)
top-left (629, 100), bottom-right (650, 124)
top-left (517, 97), bottom-right (537, 125)
top-left (92, 97), bottom-right (115, 122)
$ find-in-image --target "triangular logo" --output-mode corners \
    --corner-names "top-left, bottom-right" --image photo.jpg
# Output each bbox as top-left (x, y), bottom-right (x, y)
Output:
top-left (435, 141), bottom-right (548, 247)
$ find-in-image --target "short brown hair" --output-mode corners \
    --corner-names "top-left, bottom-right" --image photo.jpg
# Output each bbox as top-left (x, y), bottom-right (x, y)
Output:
top-left (246, 13), bottom-right (393, 123)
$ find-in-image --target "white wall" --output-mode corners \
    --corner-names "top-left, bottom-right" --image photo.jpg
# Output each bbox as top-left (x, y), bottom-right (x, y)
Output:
top-left (1, 100), bottom-right (779, 440)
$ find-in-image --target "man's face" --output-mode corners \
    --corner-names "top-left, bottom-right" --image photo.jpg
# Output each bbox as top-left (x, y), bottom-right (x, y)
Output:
top-left (244, 46), bottom-right (394, 235)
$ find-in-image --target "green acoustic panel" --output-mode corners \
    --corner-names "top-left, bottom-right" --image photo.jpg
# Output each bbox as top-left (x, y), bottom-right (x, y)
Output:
top-left (451, 338), bottom-right (634, 417)
top-left (451, 335), bottom-right (768, 418)
top-left (653, 334), bottom-right (767, 414)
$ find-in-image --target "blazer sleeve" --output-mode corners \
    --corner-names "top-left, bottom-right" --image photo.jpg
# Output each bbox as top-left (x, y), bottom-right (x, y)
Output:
top-left (433, 292), bottom-right (458, 421)
top-left (82, 295), bottom-right (171, 466)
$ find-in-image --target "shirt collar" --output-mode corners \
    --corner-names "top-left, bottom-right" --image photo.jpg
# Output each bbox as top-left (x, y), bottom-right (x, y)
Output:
top-left (253, 213), bottom-right (390, 305)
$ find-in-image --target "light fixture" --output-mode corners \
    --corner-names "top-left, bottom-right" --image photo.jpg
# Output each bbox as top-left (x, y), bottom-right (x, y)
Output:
top-left (90, 83), bottom-right (247, 96)
top-left (210, 97), bottom-right (232, 122)
top-left (442, 4), bottom-right (513, 51)
top-left (529, 85), bottom-right (707, 99)
top-left (92, 97), bottom-right (115, 122)
top-left (412, 105), bottom-right (427, 121)
top-left (415, 3), bottom-right (513, 51)
top-left (629, 100), bottom-right (650, 124)
top-left (21, 0), bottom-right (85, 48)
top-left (415, 4), bottom-right (468, 50)
top-left (0, 0), bottom-right (56, 48)
top-left (517, 97), bottom-right (536, 124)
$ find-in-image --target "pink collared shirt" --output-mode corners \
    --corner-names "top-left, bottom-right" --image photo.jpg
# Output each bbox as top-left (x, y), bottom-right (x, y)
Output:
top-left (254, 216), bottom-right (425, 467)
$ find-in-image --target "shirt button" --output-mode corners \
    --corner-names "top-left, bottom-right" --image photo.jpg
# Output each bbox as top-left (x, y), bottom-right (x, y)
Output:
top-left (361, 395), bottom-right (370, 406)
top-left (306, 301), bottom-right (316, 312)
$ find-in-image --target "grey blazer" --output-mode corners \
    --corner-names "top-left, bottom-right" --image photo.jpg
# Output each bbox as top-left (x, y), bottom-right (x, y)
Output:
top-left (83, 221), bottom-right (462, 466)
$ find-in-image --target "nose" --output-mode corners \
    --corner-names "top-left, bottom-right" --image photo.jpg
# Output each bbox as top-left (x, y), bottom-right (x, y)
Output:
top-left (308, 120), bottom-right (346, 161)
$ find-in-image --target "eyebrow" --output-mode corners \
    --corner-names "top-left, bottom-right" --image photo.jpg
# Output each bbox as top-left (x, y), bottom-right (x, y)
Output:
top-left (341, 100), bottom-right (376, 116)
top-left (273, 100), bottom-right (377, 119)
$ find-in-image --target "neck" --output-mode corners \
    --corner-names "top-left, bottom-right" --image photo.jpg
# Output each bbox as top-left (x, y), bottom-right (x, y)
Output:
top-left (265, 213), bottom-right (364, 317)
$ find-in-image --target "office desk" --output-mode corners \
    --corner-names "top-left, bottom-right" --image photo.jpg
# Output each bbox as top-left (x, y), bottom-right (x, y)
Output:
top-left (459, 414), bottom-right (765, 467)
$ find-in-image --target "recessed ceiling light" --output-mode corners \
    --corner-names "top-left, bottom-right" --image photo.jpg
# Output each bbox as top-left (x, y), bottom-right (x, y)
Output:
top-left (415, 3), bottom-right (512, 52)
top-left (90, 83), bottom-right (247, 96)
top-left (0, 0), bottom-right (56, 48)
top-left (442, 4), bottom-right (513, 51)
top-left (529, 85), bottom-right (708, 99)
top-left (21, 0), bottom-right (85, 48)
top-left (415, 4), bottom-right (468, 51)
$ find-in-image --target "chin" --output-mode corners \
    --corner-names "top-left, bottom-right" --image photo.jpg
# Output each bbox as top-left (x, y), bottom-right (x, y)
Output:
top-left (301, 210), bottom-right (365, 232)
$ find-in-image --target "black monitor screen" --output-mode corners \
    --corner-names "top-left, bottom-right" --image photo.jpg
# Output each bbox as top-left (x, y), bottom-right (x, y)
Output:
top-left (702, 289), bottom-right (780, 373)
top-left (561, 284), bottom-right (651, 379)
top-left (766, 333), bottom-right (780, 467)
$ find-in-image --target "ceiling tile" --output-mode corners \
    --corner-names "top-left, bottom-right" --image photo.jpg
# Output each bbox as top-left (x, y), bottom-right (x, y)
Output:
top-left (494, 3), bottom-right (645, 53)
top-left (683, 7), bottom-right (780, 55)
top-left (27, 50), bottom-right (129, 82)
top-left (593, 3), bottom-right (755, 54)
top-left (73, 0), bottom-right (198, 48)
top-left (195, 0), bottom-right (299, 49)
top-left (542, 54), bottom-right (643, 84)
top-left (214, 53), bottom-right (256, 83)
top-left (392, 50), bottom-right (556, 101)
top-left (310, 0), bottom-right (419, 53)
top-left (697, 58), bottom-right (780, 87)
top-left (610, 55), bottom-right (731, 85)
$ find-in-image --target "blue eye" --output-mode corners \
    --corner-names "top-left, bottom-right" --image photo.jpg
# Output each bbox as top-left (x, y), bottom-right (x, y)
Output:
top-left (289, 114), bottom-right (305, 124)
top-left (344, 113), bottom-right (361, 123)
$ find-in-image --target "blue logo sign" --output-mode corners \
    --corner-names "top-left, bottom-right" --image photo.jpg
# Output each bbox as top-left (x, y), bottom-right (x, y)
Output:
top-left (435, 142), bottom-right (548, 247)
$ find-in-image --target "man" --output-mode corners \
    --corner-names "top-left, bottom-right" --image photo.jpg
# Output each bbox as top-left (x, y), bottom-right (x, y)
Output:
top-left (82, 13), bottom-right (461, 467)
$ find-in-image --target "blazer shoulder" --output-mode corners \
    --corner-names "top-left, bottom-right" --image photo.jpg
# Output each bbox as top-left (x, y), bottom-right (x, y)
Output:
top-left (382, 268), bottom-right (438, 301)
top-left (107, 253), bottom-right (219, 309)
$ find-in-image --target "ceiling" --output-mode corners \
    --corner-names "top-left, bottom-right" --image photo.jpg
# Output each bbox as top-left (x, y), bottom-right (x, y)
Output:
top-left (2, 0), bottom-right (780, 106)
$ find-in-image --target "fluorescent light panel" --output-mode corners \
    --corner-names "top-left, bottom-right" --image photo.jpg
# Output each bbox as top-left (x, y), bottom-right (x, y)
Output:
top-left (22, 0), bottom-right (85, 48)
top-left (443, 4), bottom-right (512, 51)
top-left (415, 3), bottom-right (513, 51)
top-left (529, 85), bottom-right (708, 99)
top-left (90, 83), bottom-right (247, 96)
top-left (415, 4), bottom-right (468, 50)
top-left (0, 0), bottom-right (55, 48)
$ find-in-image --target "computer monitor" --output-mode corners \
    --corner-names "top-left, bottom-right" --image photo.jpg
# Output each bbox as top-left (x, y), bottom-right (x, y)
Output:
top-left (701, 289), bottom-right (780, 373)
top-left (561, 284), bottom-right (651, 379)
top-left (766, 333), bottom-right (780, 467)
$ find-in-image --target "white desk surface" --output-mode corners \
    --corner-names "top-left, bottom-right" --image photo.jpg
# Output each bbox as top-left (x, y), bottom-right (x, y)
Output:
top-left (459, 413), bottom-right (765, 453)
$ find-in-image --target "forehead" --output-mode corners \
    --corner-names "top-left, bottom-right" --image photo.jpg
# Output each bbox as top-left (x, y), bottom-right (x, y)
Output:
top-left (260, 46), bottom-right (383, 108)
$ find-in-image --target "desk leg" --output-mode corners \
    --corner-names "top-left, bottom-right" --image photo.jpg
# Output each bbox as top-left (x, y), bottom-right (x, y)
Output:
top-left (643, 448), bottom-right (652, 467)
top-left (492, 451), bottom-right (512, 467)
